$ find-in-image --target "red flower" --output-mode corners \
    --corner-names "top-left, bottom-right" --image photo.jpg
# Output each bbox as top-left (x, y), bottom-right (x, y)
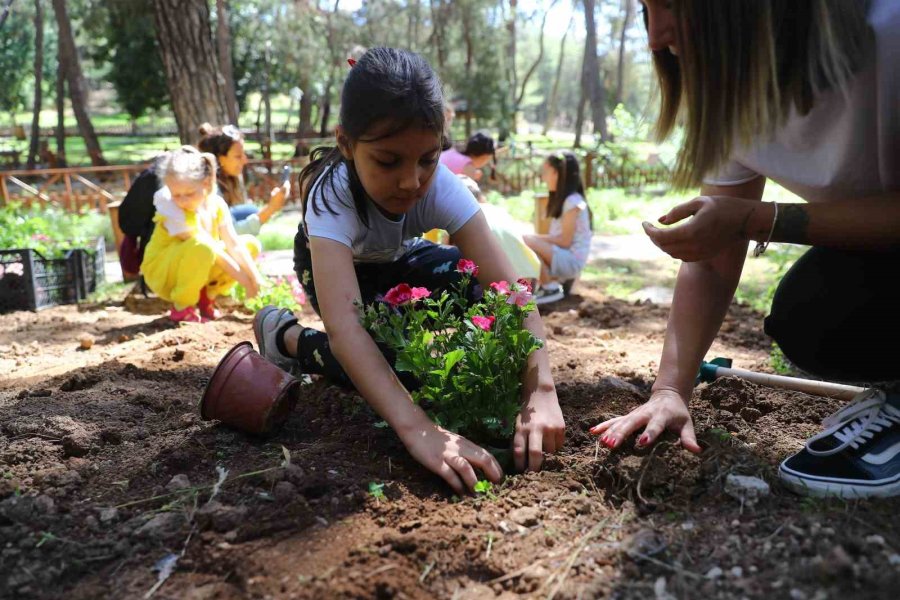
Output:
top-left (515, 278), bottom-right (533, 293)
top-left (489, 281), bottom-right (510, 295)
top-left (456, 259), bottom-right (479, 277)
top-left (410, 286), bottom-right (431, 301)
top-left (506, 290), bottom-right (533, 307)
top-left (471, 315), bottom-right (495, 331)
top-left (383, 283), bottom-right (413, 306)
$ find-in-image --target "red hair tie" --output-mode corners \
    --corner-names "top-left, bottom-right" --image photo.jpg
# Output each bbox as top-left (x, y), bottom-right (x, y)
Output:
top-left (347, 58), bottom-right (357, 68)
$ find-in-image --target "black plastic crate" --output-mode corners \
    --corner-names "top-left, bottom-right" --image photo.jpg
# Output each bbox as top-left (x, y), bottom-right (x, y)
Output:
top-left (0, 237), bottom-right (106, 313)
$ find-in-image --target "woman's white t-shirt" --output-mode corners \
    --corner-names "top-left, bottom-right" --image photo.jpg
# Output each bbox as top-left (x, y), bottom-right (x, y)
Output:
top-left (305, 162), bottom-right (481, 263)
top-left (704, 0), bottom-right (900, 202)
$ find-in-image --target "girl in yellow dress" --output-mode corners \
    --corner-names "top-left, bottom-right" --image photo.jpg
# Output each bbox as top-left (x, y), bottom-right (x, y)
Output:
top-left (141, 146), bottom-right (264, 322)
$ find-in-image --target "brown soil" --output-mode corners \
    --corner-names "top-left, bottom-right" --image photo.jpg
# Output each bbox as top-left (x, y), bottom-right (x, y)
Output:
top-left (1, 283), bottom-right (898, 600)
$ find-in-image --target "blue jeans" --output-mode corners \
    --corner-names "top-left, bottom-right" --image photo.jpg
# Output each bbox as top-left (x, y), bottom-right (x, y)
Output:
top-left (229, 204), bottom-right (259, 223)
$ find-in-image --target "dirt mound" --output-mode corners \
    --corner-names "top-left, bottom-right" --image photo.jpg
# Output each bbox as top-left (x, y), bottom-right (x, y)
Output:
top-left (1, 284), bottom-right (898, 599)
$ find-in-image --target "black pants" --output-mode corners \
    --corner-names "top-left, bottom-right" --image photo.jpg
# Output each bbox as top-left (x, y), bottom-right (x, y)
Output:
top-left (292, 227), bottom-right (477, 387)
top-left (764, 247), bottom-right (900, 384)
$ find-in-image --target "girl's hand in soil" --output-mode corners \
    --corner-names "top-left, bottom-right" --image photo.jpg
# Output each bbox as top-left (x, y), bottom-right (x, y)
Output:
top-left (513, 389), bottom-right (566, 472)
top-left (400, 422), bottom-right (503, 495)
top-left (589, 389), bottom-right (702, 453)
top-left (643, 195), bottom-right (761, 262)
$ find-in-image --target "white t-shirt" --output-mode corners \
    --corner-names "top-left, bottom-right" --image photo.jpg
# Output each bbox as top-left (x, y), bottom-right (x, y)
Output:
top-left (305, 162), bottom-right (481, 263)
top-left (153, 187), bottom-right (189, 235)
top-left (548, 194), bottom-right (592, 265)
top-left (704, 0), bottom-right (899, 202)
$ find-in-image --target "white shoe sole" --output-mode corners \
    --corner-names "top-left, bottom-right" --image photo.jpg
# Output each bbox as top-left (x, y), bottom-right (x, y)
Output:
top-left (252, 306), bottom-right (296, 373)
top-left (778, 463), bottom-right (900, 499)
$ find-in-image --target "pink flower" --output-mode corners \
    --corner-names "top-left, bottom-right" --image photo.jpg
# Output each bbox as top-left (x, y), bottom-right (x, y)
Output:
top-left (506, 290), bottom-right (533, 307)
top-left (456, 259), bottom-right (478, 277)
top-left (31, 233), bottom-right (51, 243)
top-left (515, 278), bottom-right (533, 293)
top-left (410, 286), bottom-right (431, 301)
top-left (489, 281), bottom-right (510, 295)
top-left (471, 315), bottom-right (495, 331)
top-left (383, 283), bottom-right (413, 306)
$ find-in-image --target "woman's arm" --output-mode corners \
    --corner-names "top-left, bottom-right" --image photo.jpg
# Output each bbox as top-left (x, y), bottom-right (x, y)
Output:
top-left (460, 163), bottom-right (483, 181)
top-left (451, 212), bottom-right (565, 471)
top-left (310, 236), bottom-right (503, 494)
top-left (644, 188), bottom-right (900, 262)
top-left (592, 176), bottom-right (766, 451)
top-left (258, 181), bottom-right (290, 225)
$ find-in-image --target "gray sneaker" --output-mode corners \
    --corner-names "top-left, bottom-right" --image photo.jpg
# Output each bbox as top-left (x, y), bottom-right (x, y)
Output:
top-left (253, 306), bottom-right (299, 374)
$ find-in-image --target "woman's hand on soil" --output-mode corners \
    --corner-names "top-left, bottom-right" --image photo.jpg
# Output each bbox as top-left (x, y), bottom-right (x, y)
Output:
top-left (400, 423), bottom-right (503, 495)
top-left (642, 195), bottom-right (757, 262)
top-left (513, 389), bottom-right (565, 472)
top-left (589, 389), bottom-right (701, 453)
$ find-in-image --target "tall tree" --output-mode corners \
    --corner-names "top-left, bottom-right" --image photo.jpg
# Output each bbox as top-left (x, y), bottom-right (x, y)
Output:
top-left (215, 0), bottom-right (239, 125)
top-left (54, 44), bottom-right (65, 166)
top-left (152, 0), bottom-right (228, 144)
top-left (543, 14), bottom-right (574, 135)
top-left (0, 0), bottom-right (14, 31)
top-left (51, 0), bottom-right (106, 165)
top-left (614, 0), bottom-right (633, 107)
top-left (575, 0), bottom-right (608, 145)
top-left (26, 0), bottom-right (43, 169)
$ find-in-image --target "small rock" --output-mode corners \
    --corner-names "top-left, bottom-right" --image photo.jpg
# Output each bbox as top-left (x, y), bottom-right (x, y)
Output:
top-left (55, 470), bottom-right (82, 487)
top-left (284, 464), bottom-right (306, 484)
top-left (789, 589), bottom-right (807, 600)
top-left (571, 496), bottom-right (592, 515)
top-left (273, 481), bottom-right (296, 503)
top-left (99, 507), bottom-right (119, 523)
top-left (165, 474), bottom-right (192, 492)
top-left (739, 407), bottom-right (762, 423)
top-left (172, 349), bottom-right (185, 362)
top-left (508, 506), bottom-right (540, 527)
top-left (730, 566), bottom-right (743, 578)
top-left (624, 528), bottom-right (667, 559)
top-left (724, 474), bottom-right (770, 506)
top-left (134, 512), bottom-right (184, 540)
top-left (598, 376), bottom-right (643, 397)
top-left (706, 566), bottom-right (723, 580)
top-left (62, 432), bottom-right (93, 458)
top-left (888, 554), bottom-right (900, 566)
top-left (79, 333), bottom-right (95, 350)
top-left (865, 534), bottom-right (886, 546)
top-left (33, 495), bottom-right (56, 515)
top-left (118, 334), bottom-right (131, 343)
top-left (820, 545), bottom-right (854, 578)
top-left (195, 501), bottom-right (248, 532)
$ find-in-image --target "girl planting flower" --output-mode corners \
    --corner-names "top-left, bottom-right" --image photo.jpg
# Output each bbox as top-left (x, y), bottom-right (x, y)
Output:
top-left (253, 47), bottom-right (564, 494)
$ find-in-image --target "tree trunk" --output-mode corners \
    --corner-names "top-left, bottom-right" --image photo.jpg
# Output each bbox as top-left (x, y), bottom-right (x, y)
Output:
top-left (543, 14), bottom-right (573, 136)
top-left (152, 0), bottom-right (228, 144)
top-left (582, 0), bottom-right (608, 141)
top-left (51, 0), bottom-right (106, 165)
top-left (297, 77), bottom-right (314, 137)
top-left (0, 0), bottom-right (14, 31)
top-left (573, 61), bottom-right (587, 148)
top-left (506, 0), bottom-right (517, 131)
top-left (215, 0), bottom-right (239, 125)
top-left (54, 46), bottom-right (66, 166)
top-left (515, 0), bottom-right (558, 111)
top-left (462, 4), bottom-right (475, 139)
top-left (429, 0), bottom-right (447, 70)
top-left (26, 0), bottom-right (43, 170)
top-left (614, 0), bottom-right (633, 107)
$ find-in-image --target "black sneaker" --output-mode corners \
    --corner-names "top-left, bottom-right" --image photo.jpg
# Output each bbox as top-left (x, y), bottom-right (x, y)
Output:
top-left (778, 389), bottom-right (900, 498)
top-left (534, 283), bottom-right (565, 305)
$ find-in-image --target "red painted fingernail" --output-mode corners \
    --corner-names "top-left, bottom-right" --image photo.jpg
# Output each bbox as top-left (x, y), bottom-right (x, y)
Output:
top-left (639, 434), bottom-right (650, 446)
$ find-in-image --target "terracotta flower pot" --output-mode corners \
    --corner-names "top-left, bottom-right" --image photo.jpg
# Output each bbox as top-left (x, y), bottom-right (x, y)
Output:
top-left (199, 341), bottom-right (300, 434)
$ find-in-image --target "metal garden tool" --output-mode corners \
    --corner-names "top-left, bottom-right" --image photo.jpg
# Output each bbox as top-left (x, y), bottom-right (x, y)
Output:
top-left (697, 357), bottom-right (866, 401)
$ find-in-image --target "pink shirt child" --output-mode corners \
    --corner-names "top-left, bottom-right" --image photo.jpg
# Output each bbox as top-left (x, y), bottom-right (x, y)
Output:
top-left (440, 148), bottom-right (472, 175)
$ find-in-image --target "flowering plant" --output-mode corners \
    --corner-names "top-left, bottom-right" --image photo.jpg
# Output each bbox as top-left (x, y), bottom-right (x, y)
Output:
top-left (360, 260), bottom-right (542, 443)
top-left (231, 273), bottom-right (306, 312)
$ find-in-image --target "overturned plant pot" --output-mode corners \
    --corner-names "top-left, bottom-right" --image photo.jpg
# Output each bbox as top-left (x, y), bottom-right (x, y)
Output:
top-left (199, 341), bottom-right (300, 434)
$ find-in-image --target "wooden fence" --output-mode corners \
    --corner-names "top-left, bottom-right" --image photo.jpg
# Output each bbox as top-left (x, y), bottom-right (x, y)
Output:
top-left (0, 158), bottom-right (308, 212)
top-left (486, 151), bottom-right (671, 195)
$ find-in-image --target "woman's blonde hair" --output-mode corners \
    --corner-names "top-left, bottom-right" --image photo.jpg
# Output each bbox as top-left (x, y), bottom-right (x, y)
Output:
top-left (156, 145), bottom-right (217, 190)
top-left (649, 0), bottom-right (870, 189)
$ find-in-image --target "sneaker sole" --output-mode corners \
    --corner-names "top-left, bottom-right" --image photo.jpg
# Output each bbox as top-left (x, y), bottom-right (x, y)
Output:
top-left (253, 307), bottom-right (300, 374)
top-left (778, 462), bottom-right (900, 499)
